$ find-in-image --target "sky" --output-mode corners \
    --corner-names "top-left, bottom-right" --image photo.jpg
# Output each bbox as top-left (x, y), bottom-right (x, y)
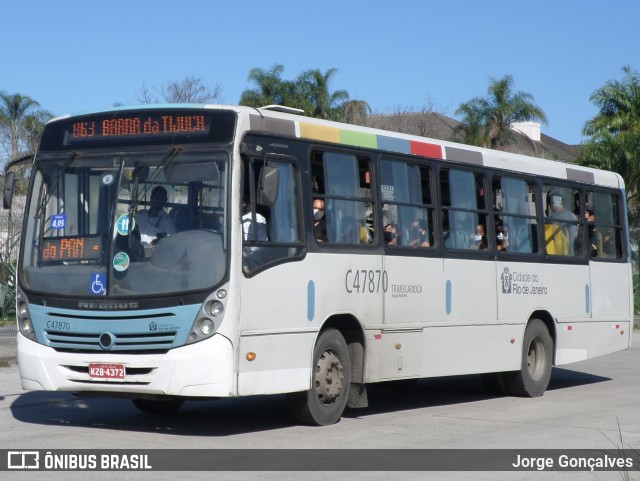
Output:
top-left (1, 0), bottom-right (639, 145)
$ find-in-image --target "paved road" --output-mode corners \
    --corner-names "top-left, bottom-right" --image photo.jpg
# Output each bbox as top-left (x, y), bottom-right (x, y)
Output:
top-left (1, 333), bottom-right (639, 481)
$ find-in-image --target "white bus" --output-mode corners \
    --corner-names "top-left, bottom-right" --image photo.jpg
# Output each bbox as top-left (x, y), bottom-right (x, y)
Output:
top-left (5, 104), bottom-right (632, 425)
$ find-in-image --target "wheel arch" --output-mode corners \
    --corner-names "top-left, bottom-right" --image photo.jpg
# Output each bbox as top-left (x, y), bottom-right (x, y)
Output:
top-left (319, 313), bottom-right (366, 384)
top-left (529, 310), bottom-right (557, 365)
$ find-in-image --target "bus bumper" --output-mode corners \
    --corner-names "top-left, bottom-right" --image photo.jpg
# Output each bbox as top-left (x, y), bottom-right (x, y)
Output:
top-left (17, 332), bottom-right (235, 397)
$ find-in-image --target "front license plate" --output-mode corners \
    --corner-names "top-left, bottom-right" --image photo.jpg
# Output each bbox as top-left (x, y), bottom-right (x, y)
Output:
top-left (88, 363), bottom-right (125, 380)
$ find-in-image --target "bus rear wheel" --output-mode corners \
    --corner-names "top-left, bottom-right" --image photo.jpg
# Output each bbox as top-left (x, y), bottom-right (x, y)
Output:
top-left (132, 397), bottom-right (185, 414)
top-left (505, 319), bottom-right (553, 397)
top-left (288, 328), bottom-right (351, 426)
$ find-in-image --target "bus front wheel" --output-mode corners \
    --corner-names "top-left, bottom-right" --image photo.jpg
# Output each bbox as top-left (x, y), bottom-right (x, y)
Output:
top-left (505, 319), bottom-right (553, 397)
top-left (288, 328), bottom-right (351, 426)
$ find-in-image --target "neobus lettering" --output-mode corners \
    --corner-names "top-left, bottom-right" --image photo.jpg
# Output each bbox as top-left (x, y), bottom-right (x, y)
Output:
top-left (345, 269), bottom-right (388, 294)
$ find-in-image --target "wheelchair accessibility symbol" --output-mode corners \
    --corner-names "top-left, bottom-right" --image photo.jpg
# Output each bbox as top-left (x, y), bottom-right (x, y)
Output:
top-left (90, 273), bottom-right (107, 295)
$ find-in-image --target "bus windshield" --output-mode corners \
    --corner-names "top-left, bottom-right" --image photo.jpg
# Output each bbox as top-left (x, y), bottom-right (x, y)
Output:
top-left (20, 149), bottom-right (228, 297)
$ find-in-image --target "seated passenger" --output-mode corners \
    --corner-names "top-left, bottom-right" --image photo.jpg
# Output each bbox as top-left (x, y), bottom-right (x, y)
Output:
top-left (496, 223), bottom-right (509, 252)
top-left (359, 220), bottom-right (374, 244)
top-left (471, 223), bottom-right (487, 250)
top-left (137, 186), bottom-right (175, 245)
top-left (547, 192), bottom-right (577, 255)
top-left (384, 223), bottom-right (399, 246)
top-left (313, 198), bottom-right (328, 242)
top-left (408, 219), bottom-right (430, 247)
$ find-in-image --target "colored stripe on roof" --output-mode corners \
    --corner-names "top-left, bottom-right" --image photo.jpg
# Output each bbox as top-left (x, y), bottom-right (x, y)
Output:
top-left (410, 140), bottom-right (443, 159)
top-left (340, 129), bottom-right (377, 149)
top-left (445, 146), bottom-right (483, 165)
top-left (377, 135), bottom-right (411, 154)
top-left (299, 123), bottom-right (341, 143)
top-left (298, 121), bottom-right (444, 159)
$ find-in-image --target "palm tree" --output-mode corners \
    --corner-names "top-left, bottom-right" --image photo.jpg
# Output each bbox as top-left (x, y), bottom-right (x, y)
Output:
top-left (0, 92), bottom-right (52, 163)
top-left (239, 64), bottom-right (293, 108)
top-left (583, 66), bottom-right (640, 137)
top-left (295, 68), bottom-right (349, 120)
top-left (239, 65), bottom-right (370, 124)
top-left (338, 100), bottom-right (372, 125)
top-left (581, 66), bottom-right (640, 202)
top-left (456, 75), bottom-right (548, 149)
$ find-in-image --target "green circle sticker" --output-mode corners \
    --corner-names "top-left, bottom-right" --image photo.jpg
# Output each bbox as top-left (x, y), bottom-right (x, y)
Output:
top-left (116, 214), bottom-right (135, 236)
top-left (112, 252), bottom-right (130, 272)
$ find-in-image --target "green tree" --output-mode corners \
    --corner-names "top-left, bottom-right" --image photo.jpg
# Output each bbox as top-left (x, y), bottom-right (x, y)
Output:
top-left (0, 92), bottom-right (52, 199)
top-left (581, 66), bottom-right (640, 203)
top-left (0, 92), bottom-right (52, 165)
top-left (239, 64), bottom-right (370, 123)
top-left (295, 68), bottom-right (349, 119)
top-left (339, 100), bottom-right (372, 126)
top-left (239, 64), bottom-right (294, 108)
top-left (455, 75), bottom-right (548, 149)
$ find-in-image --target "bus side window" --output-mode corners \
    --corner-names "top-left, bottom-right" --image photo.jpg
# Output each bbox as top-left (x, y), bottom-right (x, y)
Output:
top-left (311, 151), bottom-right (374, 246)
top-left (543, 184), bottom-right (582, 257)
top-left (492, 176), bottom-right (538, 254)
top-left (441, 168), bottom-right (487, 251)
top-left (242, 158), bottom-right (303, 275)
top-left (586, 190), bottom-right (624, 259)
top-left (379, 158), bottom-right (434, 249)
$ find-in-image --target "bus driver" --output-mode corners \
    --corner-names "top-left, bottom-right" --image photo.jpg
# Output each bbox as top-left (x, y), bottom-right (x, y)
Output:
top-left (137, 186), bottom-right (175, 245)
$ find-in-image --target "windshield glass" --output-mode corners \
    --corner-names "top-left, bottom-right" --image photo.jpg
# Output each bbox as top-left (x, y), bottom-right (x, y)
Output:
top-left (21, 149), bottom-right (228, 297)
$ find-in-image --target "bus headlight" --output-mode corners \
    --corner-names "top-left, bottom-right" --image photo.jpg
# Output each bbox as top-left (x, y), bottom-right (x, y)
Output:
top-left (17, 293), bottom-right (37, 342)
top-left (18, 301), bottom-right (28, 317)
top-left (206, 300), bottom-right (224, 317)
top-left (186, 291), bottom-right (227, 345)
top-left (21, 318), bottom-right (34, 337)
top-left (198, 318), bottom-right (215, 335)
top-left (186, 316), bottom-right (218, 345)
top-left (18, 303), bottom-right (37, 341)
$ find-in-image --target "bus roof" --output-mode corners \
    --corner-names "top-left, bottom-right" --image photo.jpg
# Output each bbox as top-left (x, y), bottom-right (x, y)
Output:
top-left (46, 104), bottom-right (624, 190)
top-left (249, 105), bottom-right (624, 190)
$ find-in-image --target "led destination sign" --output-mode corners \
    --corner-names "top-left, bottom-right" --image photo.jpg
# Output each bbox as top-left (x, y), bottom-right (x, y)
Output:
top-left (39, 109), bottom-right (236, 151)
top-left (41, 236), bottom-right (102, 263)
top-left (71, 114), bottom-right (207, 140)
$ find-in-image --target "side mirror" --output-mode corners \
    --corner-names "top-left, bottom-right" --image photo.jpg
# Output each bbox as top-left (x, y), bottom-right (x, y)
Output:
top-left (3, 171), bottom-right (15, 210)
top-left (3, 153), bottom-right (34, 209)
top-left (257, 165), bottom-right (279, 206)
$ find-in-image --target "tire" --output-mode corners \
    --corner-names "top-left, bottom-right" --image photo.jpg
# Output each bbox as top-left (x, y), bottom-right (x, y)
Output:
top-left (132, 397), bottom-right (185, 414)
top-left (288, 329), bottom-right (351, 426)
top-left (505, 319), bottom-right (553, 397)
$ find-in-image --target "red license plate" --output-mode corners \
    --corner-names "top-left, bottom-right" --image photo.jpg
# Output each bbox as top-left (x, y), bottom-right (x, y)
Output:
top-left (88, 363), bottom-right (125, 380)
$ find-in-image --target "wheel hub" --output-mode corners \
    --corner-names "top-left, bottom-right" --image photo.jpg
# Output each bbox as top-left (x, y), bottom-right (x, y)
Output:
top-left (315, 349), bottom-right (344, 404)
top-left (527, 336), bottom-right (545, 381)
